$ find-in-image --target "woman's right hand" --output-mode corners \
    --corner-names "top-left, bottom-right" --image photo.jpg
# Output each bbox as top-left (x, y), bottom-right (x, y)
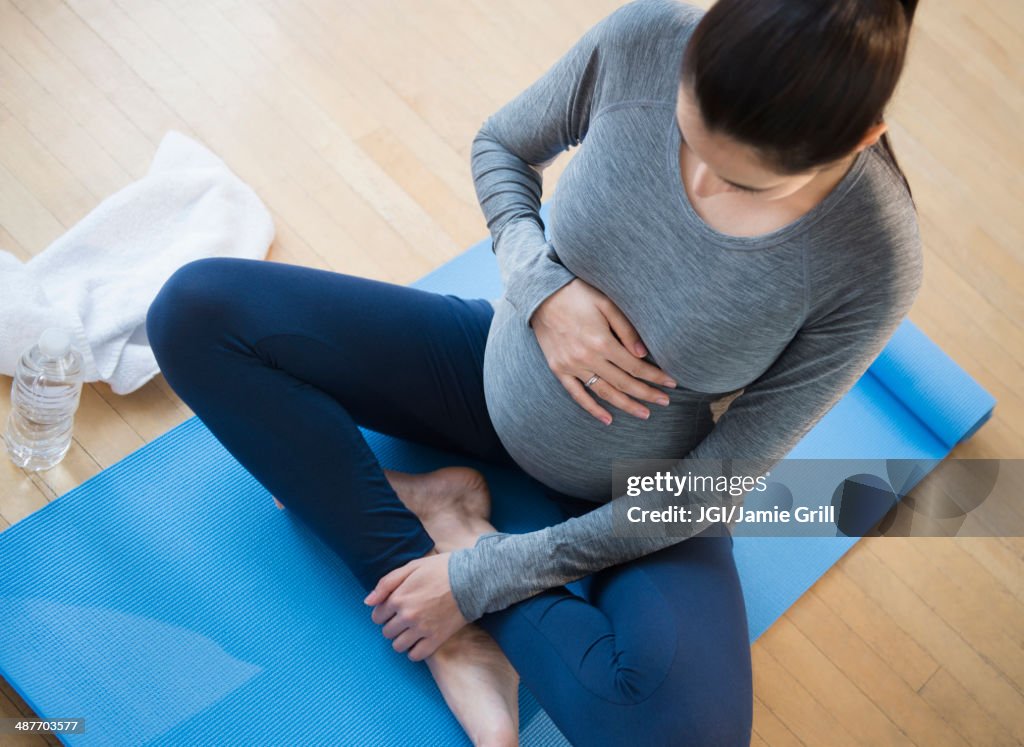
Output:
top-left (530, 278), bottom-right (678, 424)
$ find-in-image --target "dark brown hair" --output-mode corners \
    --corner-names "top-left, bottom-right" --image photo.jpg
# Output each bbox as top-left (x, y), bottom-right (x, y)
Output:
top-left (681, 0), bottom-right (918, 201)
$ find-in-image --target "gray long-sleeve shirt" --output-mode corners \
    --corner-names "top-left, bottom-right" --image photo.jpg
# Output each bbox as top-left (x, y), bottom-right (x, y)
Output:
top-left (448, 0), bottom-right (924, 622)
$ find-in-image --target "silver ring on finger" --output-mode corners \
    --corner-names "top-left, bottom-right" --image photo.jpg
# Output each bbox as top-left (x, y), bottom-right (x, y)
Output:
top-left (584, 374), bottom-right (601, 389)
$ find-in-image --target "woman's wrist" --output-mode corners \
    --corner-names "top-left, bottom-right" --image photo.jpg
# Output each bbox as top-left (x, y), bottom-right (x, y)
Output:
top-left (446, 532), bottom-right (510, 622)
top-left (447, 546), bottom-right (483, 623)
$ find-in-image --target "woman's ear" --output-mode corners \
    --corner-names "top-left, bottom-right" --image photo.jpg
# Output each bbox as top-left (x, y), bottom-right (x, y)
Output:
top-left (855, 120), bottom-right (889, 152)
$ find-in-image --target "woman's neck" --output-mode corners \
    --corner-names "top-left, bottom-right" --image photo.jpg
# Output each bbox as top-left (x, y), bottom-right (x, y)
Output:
top-left (679, 146), bottom-right (861, 237)
top-left (792, 152), bottom-right (859, 209)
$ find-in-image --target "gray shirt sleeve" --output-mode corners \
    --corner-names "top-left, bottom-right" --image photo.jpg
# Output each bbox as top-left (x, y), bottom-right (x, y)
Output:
top-left (449, 243), bottom-right (923, 621)
top-left (468, 2), bottom-right (630, 324)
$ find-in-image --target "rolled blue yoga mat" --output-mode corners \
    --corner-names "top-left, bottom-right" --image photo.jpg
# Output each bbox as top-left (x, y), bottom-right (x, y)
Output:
top-left (0, 201), bottom-right (996, 746)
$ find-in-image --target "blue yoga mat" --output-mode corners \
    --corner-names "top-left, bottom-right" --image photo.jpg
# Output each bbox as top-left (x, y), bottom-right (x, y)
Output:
top-left (0, 202), bottom-right (996, 746)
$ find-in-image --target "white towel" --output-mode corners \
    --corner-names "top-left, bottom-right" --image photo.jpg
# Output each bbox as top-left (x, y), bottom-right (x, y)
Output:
top-left (0, 131), bottom-right (275, 395)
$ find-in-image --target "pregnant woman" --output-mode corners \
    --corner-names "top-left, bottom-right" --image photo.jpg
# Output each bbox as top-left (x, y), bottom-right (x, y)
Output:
top-left (146, 0), bottom-right (923, 745)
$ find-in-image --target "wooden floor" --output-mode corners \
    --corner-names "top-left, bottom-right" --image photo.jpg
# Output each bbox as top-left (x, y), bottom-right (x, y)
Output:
top-left (1, 1), bottom-right (1021, 744)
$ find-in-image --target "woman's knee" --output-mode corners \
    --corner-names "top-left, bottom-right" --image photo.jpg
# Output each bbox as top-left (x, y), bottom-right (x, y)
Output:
top-left (617, 692), bottom-right (751, 747)
top-left (683, 700), bottom-right (752, 746)
top-left (146, 257), bottom-right (243, 361)
top-left (574, 692), bottom-right (752, 747)
top-left (649, 660), bottom-right (753, 746)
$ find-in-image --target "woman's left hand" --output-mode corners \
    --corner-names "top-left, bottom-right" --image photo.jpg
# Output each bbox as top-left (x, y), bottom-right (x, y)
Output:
top-left (364, 550), bottom-right (468, 661)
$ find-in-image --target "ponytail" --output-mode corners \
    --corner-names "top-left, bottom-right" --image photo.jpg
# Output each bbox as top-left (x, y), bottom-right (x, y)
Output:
top-left (879, 0), bottom-right (918, 202)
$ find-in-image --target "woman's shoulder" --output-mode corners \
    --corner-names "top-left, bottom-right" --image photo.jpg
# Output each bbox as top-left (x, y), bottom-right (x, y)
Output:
top-left (805, 146), bottom-right (924, 321)
top-left (816, 144), bottom-right (922, 262)
top-left (597, 0), bottom-right (704, 51)
top-left (615, 0), bottom-right (705, 27)
top-left (588, 0), bottom-right (705, 110)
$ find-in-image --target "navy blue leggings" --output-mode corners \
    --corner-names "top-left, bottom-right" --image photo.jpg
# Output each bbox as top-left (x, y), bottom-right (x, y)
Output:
top-left (146, 257), bottom-right (753, 747)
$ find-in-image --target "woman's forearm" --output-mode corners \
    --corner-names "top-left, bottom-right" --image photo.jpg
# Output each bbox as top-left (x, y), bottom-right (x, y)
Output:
top-left (447, 489), bottom-right (721, 623)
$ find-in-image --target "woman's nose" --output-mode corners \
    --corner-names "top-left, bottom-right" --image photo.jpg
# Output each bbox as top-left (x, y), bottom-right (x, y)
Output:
top-left (691, 163), bottom-right (733, 198)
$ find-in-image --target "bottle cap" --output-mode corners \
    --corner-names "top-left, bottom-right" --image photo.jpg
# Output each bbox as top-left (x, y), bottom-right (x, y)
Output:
top-left (39, 327), bottom-right (72, 359)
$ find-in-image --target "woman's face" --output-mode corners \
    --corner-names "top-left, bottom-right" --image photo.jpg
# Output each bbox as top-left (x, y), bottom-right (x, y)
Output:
top-left (674, 81), bottom-right (824, 202)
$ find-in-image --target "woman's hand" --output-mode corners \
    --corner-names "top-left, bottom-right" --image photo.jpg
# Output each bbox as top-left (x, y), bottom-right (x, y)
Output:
top-left (530, 278), bottom-right (677, 424)
top-left (364, 550), bottom-right (468, 661)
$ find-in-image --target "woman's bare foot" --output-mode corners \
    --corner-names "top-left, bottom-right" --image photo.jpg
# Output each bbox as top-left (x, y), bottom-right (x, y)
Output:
top-left (384, 466), bottom-right (496, 553)
top-left (427, 624), bottom-right (520, 747)
top-left (384, 466), bottom-right (520, 747)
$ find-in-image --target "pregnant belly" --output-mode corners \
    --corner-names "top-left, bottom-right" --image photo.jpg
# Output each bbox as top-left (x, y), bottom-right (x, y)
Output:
top-left (483, 298), bottom-right (715, 499)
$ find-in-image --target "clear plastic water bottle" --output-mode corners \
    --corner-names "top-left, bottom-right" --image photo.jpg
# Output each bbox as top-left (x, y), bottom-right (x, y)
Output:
top-left (4, 327), bottom-right (84, 471)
